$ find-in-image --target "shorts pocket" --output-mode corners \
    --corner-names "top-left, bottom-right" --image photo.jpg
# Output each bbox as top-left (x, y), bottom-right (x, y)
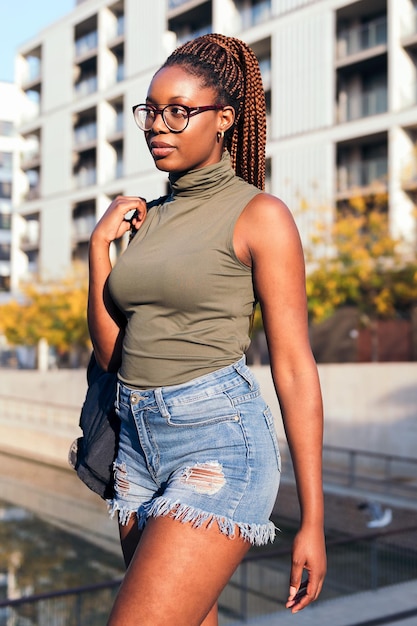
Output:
top-left (263, 406), bottom-right (281, 472)
top-left (165, 392), bottom-right (239, 428)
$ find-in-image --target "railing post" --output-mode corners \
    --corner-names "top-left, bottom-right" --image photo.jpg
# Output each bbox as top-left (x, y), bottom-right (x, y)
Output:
top-left (370, 538), bottom-right (379, 590)
top-left (348, 449), bottom-right (356, 487)
top-left (240, 560), bottom-right (248, 621)
top-left (385, 455), bottom-right (392, 493)
top-left (75, 593), bottom-right (82, 626)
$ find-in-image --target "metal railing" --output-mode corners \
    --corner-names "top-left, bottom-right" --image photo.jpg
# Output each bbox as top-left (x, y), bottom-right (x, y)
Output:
top-left (279, 442), bottom-right (417, 502)
top-left (0, 395), bottom-right (79, 435)
top-left (322, 444), bottom-right (417, 497)
top-left (74, 31), bottom-right (98, 58)
top-left (1, 392), bottom-right (416, 503)
top-left (1, 525), bottom-right (416, 625)
top-left (337, 16), bottom-right (387, 59)
top-left (337, 156), bottom-right (388, 192)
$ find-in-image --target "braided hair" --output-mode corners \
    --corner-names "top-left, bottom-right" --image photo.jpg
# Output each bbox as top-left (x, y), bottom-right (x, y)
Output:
top-left (160, 33), bottom-right (266, 191)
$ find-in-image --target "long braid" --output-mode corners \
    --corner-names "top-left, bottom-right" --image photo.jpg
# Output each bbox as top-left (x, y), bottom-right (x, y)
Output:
top-left (161, 34), bottom-right (266, 190)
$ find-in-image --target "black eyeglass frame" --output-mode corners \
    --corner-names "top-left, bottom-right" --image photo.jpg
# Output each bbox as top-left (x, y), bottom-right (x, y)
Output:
top-left (132, 103), bottom-right (225, 133)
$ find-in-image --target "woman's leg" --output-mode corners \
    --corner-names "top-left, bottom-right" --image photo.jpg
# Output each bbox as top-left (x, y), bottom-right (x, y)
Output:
top-left (108, 514), bottom-right (250, 626)
top-left (119, 514), bottom-right (142, 567)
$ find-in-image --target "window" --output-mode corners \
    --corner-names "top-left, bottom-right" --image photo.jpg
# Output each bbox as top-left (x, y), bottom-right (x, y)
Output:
top-left (0, 243), bottom-right (11, 261)
top-left (0, 152), bottom-right (12, 170)
top-left (0, 121), bottom-right (14, 137)
top-left (0, 181), bottom-right (12, 199)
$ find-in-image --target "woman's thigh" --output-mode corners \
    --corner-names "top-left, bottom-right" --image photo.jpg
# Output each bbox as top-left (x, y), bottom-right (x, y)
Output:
top-left (108, 515), bottom-right (251, 626)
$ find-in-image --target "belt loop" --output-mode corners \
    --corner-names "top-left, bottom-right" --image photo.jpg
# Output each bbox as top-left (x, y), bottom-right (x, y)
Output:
top-left (234, 356), bottom-right (254, 389)
top-left (154, 388), bottom-right (171, 419)
top-left (115, 380), bottom-right (120, 409)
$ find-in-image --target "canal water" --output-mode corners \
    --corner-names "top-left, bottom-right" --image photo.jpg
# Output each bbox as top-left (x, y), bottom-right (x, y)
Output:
top-left (0, 451), bottom-right (124, 607)
top-left (2, 451), bottom-right (417, 625)
top-left (0, 499), bottom-right (124, 598)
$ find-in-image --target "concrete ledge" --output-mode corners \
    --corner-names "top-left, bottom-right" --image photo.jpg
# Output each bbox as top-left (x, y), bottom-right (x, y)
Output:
top-left (233, 580), bottom-right (417, 626)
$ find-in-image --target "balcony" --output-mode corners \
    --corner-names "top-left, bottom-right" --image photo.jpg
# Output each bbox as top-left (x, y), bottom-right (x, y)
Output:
top-left (74, 167), bottom-right (96, 189)
top-left (74, 75), bottom-right (98, 98)
top-left (115, 159), bottom-right (124, 179)
top-left (21, 219), bottom-right (40, 247)
top-left (20, 100), bottom-right (41, 124)
top-left (0, 121), bottom-right (14, 137)
top-left (175, 24), bottom-right (212, 46)
top-left (337, 16), bottom-right (387, 61)
top-left (21, 66), bottom-right (42, 90)
top-left (21, 148), bottom-right (41, 170)
top-left (337, 157), bottom-right (388, 196)
top-left (258, 57), bottom-right (271, 91)
top-left (401, 9), bottom-right (417, 42)
top-left (116, 62), bottom-right (125, 82)
top-left (238, 0), bottom-right (272, 31)
top-left (74, 122), bottom-right (97, 147)
top-left (110, 111), bottom-right (124, 136)
top-left (168, 0), bottom-right (190, 9)
top-left (108, 14), bottom-right (125, 41)
top-left (338, 86), bottom-right (387, 123)
top-left (75, 31), bottom-right (98, 59)
top-left (0, 244), bottom-right (11, 262)
top-left (0, 200), bottom-right (12, 213)
top-left (401, 159), bottom-right (417, 192)
top-left (0, 152), bottom-right (12, 172)
top-left (24, 186), bottom-right (41, 201)
top-left (73, 215), bottom-right (96, 240)
top-left (0, 181), bottom-right (11, 201)
top-left (0, 213), bottom-right (11, 230)
top-left (21, 50), bottom-right (42, 89)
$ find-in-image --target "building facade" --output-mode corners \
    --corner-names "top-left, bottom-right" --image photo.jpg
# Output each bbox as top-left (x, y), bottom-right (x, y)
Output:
top-left (11, 0), bottom-right (417, 290)
top-left (0, 82), bottom-right (28, 298)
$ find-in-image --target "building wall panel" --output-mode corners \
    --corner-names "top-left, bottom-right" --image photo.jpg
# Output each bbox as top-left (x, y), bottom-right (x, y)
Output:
top-left (271, 7), bottom-right (334, 138)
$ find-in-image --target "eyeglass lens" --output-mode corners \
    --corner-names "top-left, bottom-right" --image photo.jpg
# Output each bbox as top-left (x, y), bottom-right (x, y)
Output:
top-left (135, 105), bottom-right (189, 132)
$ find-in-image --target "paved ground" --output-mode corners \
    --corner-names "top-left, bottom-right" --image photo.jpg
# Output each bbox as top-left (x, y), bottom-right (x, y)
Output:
top-left (238, 579), bottom-right (417, 626)
top-left (225, 481), bottom-right (417, 626)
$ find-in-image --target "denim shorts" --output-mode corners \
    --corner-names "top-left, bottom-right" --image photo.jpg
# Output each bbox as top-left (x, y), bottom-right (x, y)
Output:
top-left (108, 356), bottom-right (281, 546)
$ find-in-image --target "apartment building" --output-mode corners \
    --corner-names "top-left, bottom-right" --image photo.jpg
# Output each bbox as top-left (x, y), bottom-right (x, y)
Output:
top-left (11, 0), bottom-right (417, 289)
top-left (0, 82), bottom-right (28, 298)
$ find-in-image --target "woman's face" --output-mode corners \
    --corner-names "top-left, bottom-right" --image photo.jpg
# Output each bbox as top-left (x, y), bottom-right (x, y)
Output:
top-left (143, 65), bottom-right (231, 173)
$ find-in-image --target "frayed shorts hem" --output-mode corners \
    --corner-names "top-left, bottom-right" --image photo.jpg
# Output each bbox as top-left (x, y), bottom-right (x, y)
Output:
top-left (107, 496), bottom-right (277, 547)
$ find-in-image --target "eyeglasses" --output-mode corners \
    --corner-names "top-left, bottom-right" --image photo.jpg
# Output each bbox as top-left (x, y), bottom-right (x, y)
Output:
top-left (132, 103), bottom-right (224, 133)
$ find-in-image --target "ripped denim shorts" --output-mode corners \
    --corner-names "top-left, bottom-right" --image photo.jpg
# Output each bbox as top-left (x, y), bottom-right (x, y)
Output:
top-left (108, 356), bottom-right (281, 546)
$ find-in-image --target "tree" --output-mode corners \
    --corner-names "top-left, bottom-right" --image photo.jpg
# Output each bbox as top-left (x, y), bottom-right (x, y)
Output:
top-left (0, 267), bottom-right (90, 366)
top-left (305, 194), bottom-right (417, 359)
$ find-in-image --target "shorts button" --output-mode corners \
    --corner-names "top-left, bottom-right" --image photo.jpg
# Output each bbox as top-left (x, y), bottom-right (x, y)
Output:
top-left (131, 394), bottom-right (139, 404)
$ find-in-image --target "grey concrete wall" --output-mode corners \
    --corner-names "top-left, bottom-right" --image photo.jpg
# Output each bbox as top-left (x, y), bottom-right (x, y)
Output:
top-left (251, 363), bottom-right (417, 459)
top-left (0, 363), bottom-right (416, 462)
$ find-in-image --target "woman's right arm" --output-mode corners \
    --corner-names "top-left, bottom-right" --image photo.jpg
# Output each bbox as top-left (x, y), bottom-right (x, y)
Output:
top-left (87, 196), bottom-right (147, 371)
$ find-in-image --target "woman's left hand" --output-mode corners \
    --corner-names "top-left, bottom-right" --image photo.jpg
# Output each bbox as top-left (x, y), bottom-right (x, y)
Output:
top-left (285, 525), bottom-right (327, 613)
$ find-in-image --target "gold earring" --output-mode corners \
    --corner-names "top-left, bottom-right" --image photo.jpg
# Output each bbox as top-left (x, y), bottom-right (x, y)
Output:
top-left (217, 130), bottom-right (225, 142)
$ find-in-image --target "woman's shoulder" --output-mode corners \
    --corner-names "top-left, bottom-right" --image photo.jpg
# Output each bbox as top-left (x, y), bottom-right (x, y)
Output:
top-left (243, 191), bottom-right (295, 226)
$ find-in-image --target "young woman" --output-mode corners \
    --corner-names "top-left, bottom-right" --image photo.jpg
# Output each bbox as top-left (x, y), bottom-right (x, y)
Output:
top-left (88, 33), bottom-right (326, 626)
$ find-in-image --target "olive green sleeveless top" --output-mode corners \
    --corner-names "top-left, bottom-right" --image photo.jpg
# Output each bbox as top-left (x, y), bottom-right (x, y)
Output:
top-left (108, 151), bottom-right (261, 388)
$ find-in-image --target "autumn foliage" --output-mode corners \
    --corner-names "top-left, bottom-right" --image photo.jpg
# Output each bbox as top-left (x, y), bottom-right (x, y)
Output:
top-left (0, 270), bottom-right (90, 358)
top-left (305, 195), bottom-right (417, 324)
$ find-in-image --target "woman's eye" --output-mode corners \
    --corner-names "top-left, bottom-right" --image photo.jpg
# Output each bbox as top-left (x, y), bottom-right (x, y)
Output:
top-left (169, 106), bottom-right (187, 117)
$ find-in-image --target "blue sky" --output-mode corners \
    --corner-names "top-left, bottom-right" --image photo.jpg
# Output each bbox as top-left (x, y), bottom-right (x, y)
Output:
top-left (0, 0), bottom-right (75, 82)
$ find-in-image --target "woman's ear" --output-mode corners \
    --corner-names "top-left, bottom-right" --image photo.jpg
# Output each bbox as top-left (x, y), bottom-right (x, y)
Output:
top-left (218, 106), bottom-right (235, 133)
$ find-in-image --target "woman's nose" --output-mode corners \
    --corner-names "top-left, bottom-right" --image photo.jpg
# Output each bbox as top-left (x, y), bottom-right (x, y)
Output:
top-left (150, 110), bottom-right (168, 133)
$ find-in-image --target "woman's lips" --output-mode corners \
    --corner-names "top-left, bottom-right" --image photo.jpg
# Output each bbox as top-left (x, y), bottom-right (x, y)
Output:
top-left (150, 142), bottom-right (175, 158)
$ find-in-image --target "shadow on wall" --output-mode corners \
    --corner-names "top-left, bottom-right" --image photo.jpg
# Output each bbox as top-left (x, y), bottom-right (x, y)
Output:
top-left (321, 378), bottom-right (417, 458)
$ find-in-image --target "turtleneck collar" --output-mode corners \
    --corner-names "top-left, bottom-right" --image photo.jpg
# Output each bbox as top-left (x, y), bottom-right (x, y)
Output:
top-left (168, 151), bottom-right (235, 199)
